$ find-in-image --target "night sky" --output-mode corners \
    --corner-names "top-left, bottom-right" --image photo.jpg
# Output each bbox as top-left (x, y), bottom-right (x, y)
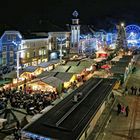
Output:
top-left (0, 0), bottom-right (140, 31)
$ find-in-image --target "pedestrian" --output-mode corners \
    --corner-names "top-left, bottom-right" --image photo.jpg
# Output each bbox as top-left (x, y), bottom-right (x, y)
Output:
top-left (134, 87), bottom-right (137, 95)
top-left (125, 86), bottom-right (128, 95)
top-left (121, 106), bottom-right (125, 114)
top-left (117, 103), bottom-right (121, 115)
top-left (125, 106), bottom-right (130, 117)
top-left (131, 86), bottom-right (134, 95)
top-left (139, 88), bottom-right (140, 96)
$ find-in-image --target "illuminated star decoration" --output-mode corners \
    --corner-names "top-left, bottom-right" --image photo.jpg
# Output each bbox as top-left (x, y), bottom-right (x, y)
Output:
top-left (72, 10), bottom-right (79, 18)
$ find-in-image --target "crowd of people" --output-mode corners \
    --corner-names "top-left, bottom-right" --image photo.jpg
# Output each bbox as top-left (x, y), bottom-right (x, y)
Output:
top-left (124, 86), bottom-right (140, 96)
top-left (0, 88), bottom-right (59, 115)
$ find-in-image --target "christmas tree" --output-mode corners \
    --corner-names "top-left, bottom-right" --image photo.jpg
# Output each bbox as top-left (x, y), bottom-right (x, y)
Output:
top-left (116, 23), bottom-right (128, 51)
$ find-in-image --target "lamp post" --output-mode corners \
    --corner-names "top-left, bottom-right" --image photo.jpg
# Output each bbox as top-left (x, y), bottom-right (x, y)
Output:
top-left (121, 22), bottom-right (124, 27)
top-left (57, 36), bottom-right (66, 63)
top-left (12, 41), bottom-right (21, 87)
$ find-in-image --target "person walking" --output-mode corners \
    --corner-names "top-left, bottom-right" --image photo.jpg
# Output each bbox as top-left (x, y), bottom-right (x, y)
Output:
top-left (117, 103), bottom-right (121, 115)
top-left (131, 86), bottom-right (134, 95)
top-left (125, 106), bottom-right (130, 117)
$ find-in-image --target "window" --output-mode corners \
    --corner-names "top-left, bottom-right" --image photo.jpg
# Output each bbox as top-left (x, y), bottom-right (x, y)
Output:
top-left (2, 58), bottom-right (6, 65)
top-left (7, 35), bottom-right (11, 41)
top-left (10, 52), bottom-right (14, 57)
top-left (2, 53), bottom-right (6, 58)
top-left (27, 52), bottom-right (30, 58)
top-left (43, 50), bottom-right (46, 55)
top-left (2, 46), bottom-right (7, 51)
top-left (10, 46), bottom-right (14, 51)
top-left (12, 35), bottom-right (16, 41)
top-left (39, 49), bottom-right (43, 55)
top-left (10, 57), bottom-right (14, 63)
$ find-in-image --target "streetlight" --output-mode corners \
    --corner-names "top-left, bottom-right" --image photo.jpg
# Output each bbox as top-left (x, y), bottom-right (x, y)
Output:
top-left (121, 22), bottom-right (125, 27)
top-left (57, 36), bottom-right (66, 63)
top-left (12, 41), bottom-right (21, 86)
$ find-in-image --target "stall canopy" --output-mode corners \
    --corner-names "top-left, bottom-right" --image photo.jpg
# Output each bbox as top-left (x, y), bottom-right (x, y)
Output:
top-left (38, 60), bottom-right (59, 68)
top-left (41, 77), bottom-right (63, 88)
top-left (66, 61), bottom-right (80, 66)
top-left (67, 66), bottom-right (87, 73)
top-left (37, 71), bottom-right (57, 79)
top-left (22, 66), bottom-right (38, 73)
top-left (52, 65), bottom-right (71, 72)
top-left (78, 60), bottom-right (93, 67)
top-left (114, 61), bottom-right (130, 67)
top-left (54, 72), bottom-right (74, 82)
top-left (110, 66), bottom-right (126, 74)
top-left (119, 57), bottom-right (132, 62)
top-left (3, 71), bottom-right (17, 79)
top-left (111, 56), bottom-right (121, 62)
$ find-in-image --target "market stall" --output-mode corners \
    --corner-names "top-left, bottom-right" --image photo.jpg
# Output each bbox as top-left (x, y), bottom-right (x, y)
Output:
top-left (28, 76), bottom-right (63, 94)
top-left (96, 49), bottom-right (109, 59)
top-left (38, 60), bottom-right (60, 71)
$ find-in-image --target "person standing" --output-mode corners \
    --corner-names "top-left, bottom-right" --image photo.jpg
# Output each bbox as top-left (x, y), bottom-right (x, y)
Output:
top-left (139, 88), bottom-right (140, 96)
top-left (125, 106), bottom-right (130, 117)
top-left (131, 86), bottom-right (134, 95)
top-left (117, 103), bottom-right (121, 115)
top-left (134, 87), bottom-right (137, 95)
top-left (124, 86), bottom-right (128, 95)
top-left (121, 106), bottom-right (125, 114)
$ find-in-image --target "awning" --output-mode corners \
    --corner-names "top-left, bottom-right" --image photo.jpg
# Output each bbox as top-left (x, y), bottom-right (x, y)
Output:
top-left (41, 77), bottom-right (63, 87)
top-left (37, 71), bottom-right (57, 79)
top-left (110, 66), bottom-right (126, 74)
top-left (52, 65), bottom-right (71, 72)
top-left (38, 60), bottom-right (59, 68)
top-left (67, 66), bottom-right (87, 73)
top-left (55, 72), bottom-right (74, 82)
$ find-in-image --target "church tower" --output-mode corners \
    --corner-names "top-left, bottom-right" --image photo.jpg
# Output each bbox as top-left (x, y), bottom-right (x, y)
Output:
top-left (71, 10), bottom-right (80, 49)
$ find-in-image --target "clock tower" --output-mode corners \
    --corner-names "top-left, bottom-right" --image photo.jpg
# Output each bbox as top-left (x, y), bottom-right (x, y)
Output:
top-left (71, 10), bottom-right (80, 49)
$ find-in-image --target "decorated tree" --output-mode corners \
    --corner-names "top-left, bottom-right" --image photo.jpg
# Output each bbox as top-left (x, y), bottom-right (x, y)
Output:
top-left (116, 24), bottom-right (128, 51)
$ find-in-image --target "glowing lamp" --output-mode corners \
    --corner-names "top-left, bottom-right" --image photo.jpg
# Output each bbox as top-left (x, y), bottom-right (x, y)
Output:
top-left (121, 23), bottom-right (125, 27)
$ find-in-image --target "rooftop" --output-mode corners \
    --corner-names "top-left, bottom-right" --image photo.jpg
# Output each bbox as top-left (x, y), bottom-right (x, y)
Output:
top-left (23, 78), bottom-right (117, 140)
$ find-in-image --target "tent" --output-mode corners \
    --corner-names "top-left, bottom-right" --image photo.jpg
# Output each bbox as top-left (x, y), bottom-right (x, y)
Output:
top-left (0, 108), bottom-right (28, 133)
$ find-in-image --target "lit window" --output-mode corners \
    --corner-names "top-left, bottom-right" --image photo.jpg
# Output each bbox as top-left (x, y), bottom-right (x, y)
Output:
top-left (27, 52), bottom-right (30, 58)
top-left (39, 49), bottom-right (43, 55)
top-left (43, 50), bottom-right (46, 55)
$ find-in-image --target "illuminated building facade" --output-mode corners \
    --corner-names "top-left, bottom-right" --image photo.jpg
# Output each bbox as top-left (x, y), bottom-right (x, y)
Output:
top-left (48, 32), bottom-right (71, 60)
top-left (0, 31), bottom-right (22, 66)
top-left (0, 31), bottom-right (71, 68)
top-left (21, 38), bottom-right (49, 67)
